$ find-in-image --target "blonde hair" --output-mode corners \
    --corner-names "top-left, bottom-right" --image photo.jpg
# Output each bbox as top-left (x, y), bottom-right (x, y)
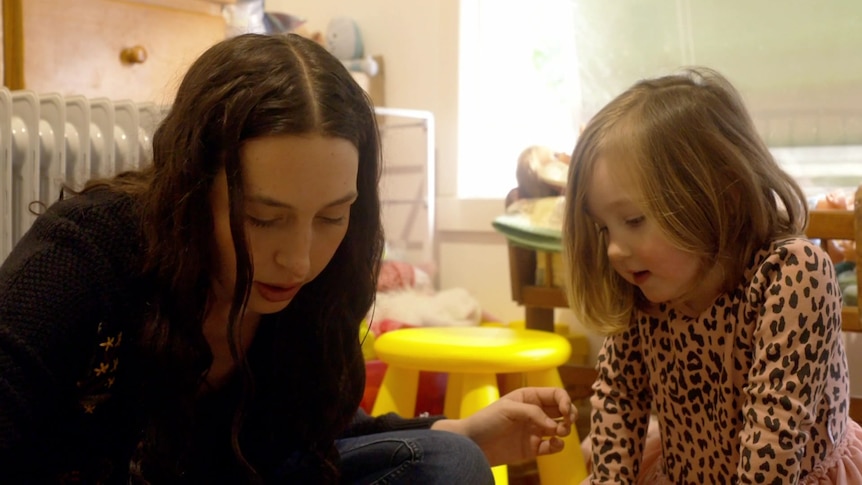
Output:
top-left (562, 67), bottom-right (807, 335)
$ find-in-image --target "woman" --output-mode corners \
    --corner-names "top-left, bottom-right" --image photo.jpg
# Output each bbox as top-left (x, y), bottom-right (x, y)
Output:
top-left (0, 33), bottom-right (575, 483)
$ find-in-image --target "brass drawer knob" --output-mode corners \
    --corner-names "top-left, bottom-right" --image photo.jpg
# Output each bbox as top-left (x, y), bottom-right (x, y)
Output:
top-left (120, 45), bottom-right (148, 64)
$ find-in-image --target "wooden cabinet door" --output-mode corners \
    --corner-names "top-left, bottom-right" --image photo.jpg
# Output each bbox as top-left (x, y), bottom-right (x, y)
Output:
top-left (15, 0), bottom-right (226, 103)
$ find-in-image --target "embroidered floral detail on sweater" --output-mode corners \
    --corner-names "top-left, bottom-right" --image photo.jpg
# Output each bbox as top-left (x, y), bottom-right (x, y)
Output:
top-left (77, 325), bottom-right (122, 414)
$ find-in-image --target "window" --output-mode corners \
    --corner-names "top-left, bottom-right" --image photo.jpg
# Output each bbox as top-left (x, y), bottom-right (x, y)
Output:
top-left (458, 0), bottom-right (862, 199)
top-left (458, 0), bottom-right (580, 198)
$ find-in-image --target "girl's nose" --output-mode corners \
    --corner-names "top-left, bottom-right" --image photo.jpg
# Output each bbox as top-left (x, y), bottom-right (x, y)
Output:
top-left (606, 235), bottom-right (630, 261)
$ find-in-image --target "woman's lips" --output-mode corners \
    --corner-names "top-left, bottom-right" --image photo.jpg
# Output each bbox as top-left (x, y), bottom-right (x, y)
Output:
top-left (255, 282), bottom-right (300, 303)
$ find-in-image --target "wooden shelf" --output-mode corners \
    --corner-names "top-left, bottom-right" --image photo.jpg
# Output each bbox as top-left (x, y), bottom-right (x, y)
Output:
top-left (520, 286), bottom-right (568, 309)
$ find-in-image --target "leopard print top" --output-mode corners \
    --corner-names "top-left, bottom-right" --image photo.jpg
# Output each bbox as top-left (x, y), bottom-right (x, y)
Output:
top-left (589, 238), bottom-right (852, 484)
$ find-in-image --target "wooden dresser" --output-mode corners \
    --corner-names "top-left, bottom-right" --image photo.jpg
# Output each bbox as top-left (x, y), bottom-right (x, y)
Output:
top-left (3, 0), bottom-right (233, 103)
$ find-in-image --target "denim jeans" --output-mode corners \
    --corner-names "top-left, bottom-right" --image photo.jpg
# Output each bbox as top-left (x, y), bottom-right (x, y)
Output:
top-left (336, 429), bottom-right (495, 485)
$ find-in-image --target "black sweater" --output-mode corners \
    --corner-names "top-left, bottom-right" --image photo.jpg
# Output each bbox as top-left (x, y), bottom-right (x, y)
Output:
top-left (0, 189), bottom-right (439, 483)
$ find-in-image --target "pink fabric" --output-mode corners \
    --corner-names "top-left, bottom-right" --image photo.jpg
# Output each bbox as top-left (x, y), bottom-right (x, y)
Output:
top-left (369, 318), bottom-right (416, 337)
top-left (634, 419), bottom-right (862, 484)
top-left (581, 419), bottom-right (862, 484)
top-left (800, 419), bottom-right (862, 485)
top-left (377, 261), bottom-right (416, 292)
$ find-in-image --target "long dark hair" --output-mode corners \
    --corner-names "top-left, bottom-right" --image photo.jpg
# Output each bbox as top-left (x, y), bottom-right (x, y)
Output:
top-left (80, 33), bottom-right (383, 481)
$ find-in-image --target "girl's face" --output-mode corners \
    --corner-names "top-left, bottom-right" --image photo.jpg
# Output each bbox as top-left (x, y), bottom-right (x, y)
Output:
top-left (587, 157), bottom-right (720, 316)
top-left (209, 134), bottom-right (359, 317)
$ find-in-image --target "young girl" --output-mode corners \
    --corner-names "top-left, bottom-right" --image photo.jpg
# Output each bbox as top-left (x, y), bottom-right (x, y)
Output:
top-left (0, 33), bottom-right (577, 483)
top-left (563, 67), bottom-right (862, 483)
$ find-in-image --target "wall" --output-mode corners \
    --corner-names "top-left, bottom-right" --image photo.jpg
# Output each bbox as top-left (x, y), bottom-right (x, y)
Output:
top-left (267, 1), bottom-right (458, 192)
top-left (264, 0), bottom-right (535, 329)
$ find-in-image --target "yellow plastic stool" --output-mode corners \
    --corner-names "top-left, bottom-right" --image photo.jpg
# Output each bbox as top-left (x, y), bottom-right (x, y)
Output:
top-left (370, 326), bottom-right (588, 485)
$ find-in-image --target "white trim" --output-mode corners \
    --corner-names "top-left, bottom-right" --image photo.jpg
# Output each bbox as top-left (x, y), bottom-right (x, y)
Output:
top-left (436, 196), bottom-right (505, 233)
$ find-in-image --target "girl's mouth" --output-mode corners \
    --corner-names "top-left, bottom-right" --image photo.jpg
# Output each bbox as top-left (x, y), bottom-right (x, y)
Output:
top-left (633, 271), bottom-right (650, 285)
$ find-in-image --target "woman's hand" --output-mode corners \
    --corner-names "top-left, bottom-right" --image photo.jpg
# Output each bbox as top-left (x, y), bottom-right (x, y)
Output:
top-left (431, 387), bottom-right (576, 466)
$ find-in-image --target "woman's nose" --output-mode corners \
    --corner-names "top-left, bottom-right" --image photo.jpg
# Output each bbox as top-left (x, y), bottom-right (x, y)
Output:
top-left (274, 233), bottom-right (311, 278)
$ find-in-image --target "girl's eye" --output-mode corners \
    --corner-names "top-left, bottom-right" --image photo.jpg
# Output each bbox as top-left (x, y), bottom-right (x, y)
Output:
top-left (625, 215), bottom-right (645, 226)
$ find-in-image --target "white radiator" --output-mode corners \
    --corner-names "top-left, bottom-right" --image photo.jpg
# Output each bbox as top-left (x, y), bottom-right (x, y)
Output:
top-left (0, 87), bottom-right (166, 261)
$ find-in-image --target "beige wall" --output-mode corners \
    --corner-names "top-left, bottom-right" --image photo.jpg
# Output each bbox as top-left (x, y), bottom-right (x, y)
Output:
top-left (265, 0), bottom-right (535, 329)
top-left (270, 0), bottom-right (461, 199)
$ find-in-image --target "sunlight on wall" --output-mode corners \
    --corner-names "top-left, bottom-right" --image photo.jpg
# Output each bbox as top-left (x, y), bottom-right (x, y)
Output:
top-left (458, 0), bottom-right (580, 198)
top-left (458, 0), bottom-right (862, 199)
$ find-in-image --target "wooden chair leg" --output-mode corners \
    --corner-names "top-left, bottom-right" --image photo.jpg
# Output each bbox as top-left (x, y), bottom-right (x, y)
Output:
top-left (525, 306), bottom-right (555, 332)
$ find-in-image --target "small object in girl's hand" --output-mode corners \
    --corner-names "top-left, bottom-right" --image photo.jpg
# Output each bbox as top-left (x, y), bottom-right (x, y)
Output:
top-left (552, 403), bottom-right (576, 422)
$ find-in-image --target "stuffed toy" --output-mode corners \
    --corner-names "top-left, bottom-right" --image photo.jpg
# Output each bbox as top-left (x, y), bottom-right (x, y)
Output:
top-left (325, 16), bottom-right (379, 76)
top-left (260, 10), bottom-right (326, 46)
top-left (377, 260), bottom-right (434, 294)
top-left (369, 260), bottom-right (492, 336)
top-left (505, 145), bottom-right (571, 207)
top-left (370, 287), bottom-right (484, 336)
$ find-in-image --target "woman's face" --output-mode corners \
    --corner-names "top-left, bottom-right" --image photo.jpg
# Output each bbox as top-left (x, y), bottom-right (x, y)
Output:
top-left (209, 134), bottom-right (359, 317)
